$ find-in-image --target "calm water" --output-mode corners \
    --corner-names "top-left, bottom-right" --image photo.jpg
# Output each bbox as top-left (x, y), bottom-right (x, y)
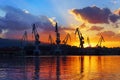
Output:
top-left (0, 56), bottom-right (120, 80)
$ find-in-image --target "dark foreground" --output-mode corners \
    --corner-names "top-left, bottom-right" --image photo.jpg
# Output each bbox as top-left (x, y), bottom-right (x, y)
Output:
top-left (0, 44), bottom-right (120, 56)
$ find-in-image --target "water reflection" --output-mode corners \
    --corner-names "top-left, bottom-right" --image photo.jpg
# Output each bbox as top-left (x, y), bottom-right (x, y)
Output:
top-left (33, 56), bottom-right (40, 80)
top-left (0, 56), bottom-right (120, 80)
top-left (56, 56), bottom-right (60, 80)
top-left (0, 56), bottom-right (26, 80)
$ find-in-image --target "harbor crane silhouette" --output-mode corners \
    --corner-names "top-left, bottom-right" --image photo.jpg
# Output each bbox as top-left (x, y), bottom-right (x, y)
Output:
top-left (75, 28), bottom-right (84, 48)
top-left (55, 22), bottom-right (61, 45)
top-left (21, 31), bottom-right (28, 47)
top-left (48, 34), bottom-right (54, 44)
top-left (96, 34), bottom-right (105, 48)
top-left (62, 33), bottom-right (71, 45)
top-left (54, 22), bottom-right (61, 54)
top-left (87, 37), bottom-right (91, 47)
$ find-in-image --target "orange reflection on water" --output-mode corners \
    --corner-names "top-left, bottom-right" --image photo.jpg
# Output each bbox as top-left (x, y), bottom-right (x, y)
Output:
top-left (26, 56), bottom-right (120, 80)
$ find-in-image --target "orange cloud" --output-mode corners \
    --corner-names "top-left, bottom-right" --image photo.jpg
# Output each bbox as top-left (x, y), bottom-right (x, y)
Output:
top-left (96, 31), bottom-right (120, 41)
top-left (70, 9), bottom-right (85, 23)
top-left (88, 26), bottom-right (104, 31)
top-left (114, 8), bottom-right (120, 16)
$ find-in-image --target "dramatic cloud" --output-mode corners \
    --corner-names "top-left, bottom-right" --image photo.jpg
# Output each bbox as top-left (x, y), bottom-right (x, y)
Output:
top-left (109, 14), bottom-right (120, 23)
top-left (88, 26), bottom-right (104, 31)
top-left (0, 29), bottom-right (2, 34)
top-left (97, 31), bottom-right (115, 37)
top-left (96, 30), bottom-right (120, 41)
top-left (60, 27), bottom-right (75, 31)
top-left (34, 16), bottom-right (55, 31)
top-left (70, 6), bottom-right (120, 24)
top-left (79, 23), bottom-right (86, 29)
top-left (114, 33), bottom-right (120, 39)
top-left (0, 6), bottom-right (57, 38)
top-left (0, 6), bottom-right (38, 31)
top-left (0, 6), bottom-right (60, 32)
top-left (114, 8), bottom-right (120, 15)
top-left (0, 6), bottom-right (75, 40)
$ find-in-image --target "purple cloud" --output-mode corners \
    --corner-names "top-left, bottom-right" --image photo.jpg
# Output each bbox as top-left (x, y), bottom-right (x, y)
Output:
top-left (71, 6), bottom-right (120, 23)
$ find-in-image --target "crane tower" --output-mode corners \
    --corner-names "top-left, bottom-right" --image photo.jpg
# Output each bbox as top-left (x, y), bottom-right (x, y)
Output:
top-left (48, 34), bottom-right (54, 44)
top-left (96, 34), bottom-right (105, 48)
top-left (87, 37), bottom-right (91, 47)
top-left (75, 28), bottom-right (84, 48)
top-left (55, 22), bottom-right (61, 45)
top-left (62, 33), bottom-right (71, 45)
top-left (32, 23), bottom-right (40, 54)
top-left (21, 31), bottom-right (28, 46)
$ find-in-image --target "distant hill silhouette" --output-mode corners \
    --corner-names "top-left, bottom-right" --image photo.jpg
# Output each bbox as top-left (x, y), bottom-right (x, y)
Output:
top-left (0, 38), bottom-right (21, 48)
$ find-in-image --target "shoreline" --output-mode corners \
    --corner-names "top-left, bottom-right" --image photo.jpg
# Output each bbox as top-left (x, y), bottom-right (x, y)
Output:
top-left (0, 47), bottom-right (120, 56)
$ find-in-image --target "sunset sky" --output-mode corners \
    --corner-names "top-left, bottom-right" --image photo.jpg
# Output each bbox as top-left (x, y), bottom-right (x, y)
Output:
top-left (0, 0), bottom-right (120, 47)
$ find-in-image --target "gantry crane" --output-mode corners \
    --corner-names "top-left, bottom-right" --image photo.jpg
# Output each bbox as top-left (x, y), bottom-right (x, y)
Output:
top-left (96, 34), bottom-right (105, 48)
top-left (48, 34), bottom-right (54, 44)
top-left (32, 23), bottom-right (40, 54)
top-left (62, 33), bottom-right (71, 45)
top-left (75, 28), bottom-right (84, 48)
top-left (87, 37), bottom-right (91, 47)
